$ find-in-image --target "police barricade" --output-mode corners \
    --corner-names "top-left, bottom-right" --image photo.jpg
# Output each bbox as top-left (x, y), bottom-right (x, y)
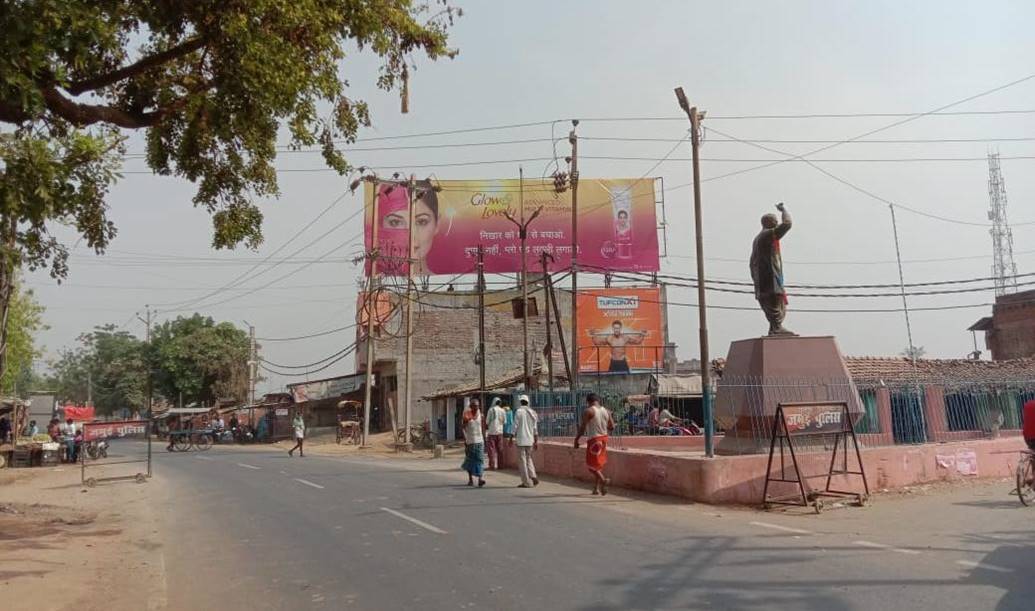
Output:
top-left (762, 401), bottom-right (869, 513)
top-left (80, 420), bottom-right (152, 487)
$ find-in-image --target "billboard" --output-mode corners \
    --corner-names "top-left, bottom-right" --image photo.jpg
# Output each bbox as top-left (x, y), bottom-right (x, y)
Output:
top-left (364, 178), bottom-right (659, 276)
top-left (287, 374), bottom-right (365, 403)
top-left (577, 287), bottom-right (664, 373)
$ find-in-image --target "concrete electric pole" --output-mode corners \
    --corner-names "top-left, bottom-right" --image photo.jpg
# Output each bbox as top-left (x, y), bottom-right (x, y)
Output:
top-left (674, 87), bottom-right (714, 457)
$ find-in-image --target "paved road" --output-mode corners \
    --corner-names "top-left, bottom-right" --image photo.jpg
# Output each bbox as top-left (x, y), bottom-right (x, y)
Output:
top-left (147, 445), bottom-right (1033, 610)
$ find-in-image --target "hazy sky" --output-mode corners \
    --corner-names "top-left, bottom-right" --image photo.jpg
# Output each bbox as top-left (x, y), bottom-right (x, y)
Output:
top-left (26, 0), bottom-right (1035, 394)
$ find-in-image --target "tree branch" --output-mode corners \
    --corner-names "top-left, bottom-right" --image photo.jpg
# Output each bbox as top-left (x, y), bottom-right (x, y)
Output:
top-left (0, 100), bottom-right (29, 123)
top-left (65, 36), bottom-right (210, 96)
top-left (40, 86), bottom-right (164, 128)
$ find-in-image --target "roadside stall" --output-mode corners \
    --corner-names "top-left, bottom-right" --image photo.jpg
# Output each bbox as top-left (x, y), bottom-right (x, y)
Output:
top-left (1, 397), bottom-right (61, 469)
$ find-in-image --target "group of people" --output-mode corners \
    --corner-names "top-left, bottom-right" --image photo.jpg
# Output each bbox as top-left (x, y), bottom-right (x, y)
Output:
top-left (623, 403), bottom-right (701, 436)
top-left (460, 393), bottom-right (615, 495)
top-left (0, 416), bottom-right (81, 462)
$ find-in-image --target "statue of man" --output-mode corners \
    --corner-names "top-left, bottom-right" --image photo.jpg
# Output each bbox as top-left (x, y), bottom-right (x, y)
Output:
top-left (750, 202), bottom-right (794, 336)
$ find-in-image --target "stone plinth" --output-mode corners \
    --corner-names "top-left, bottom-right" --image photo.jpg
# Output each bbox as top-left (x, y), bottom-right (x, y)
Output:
top-left (715, 335), bottom-right (864, 455)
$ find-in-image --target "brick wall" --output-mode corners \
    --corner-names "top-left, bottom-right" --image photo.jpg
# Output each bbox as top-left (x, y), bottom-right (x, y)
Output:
top-left (990, 291), bottom-right (1035, 360)
top-left (356, 284), bottom-right (572, 423)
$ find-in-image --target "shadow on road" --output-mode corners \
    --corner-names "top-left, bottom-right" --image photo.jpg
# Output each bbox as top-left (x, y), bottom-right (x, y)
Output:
top-left (579, 530), bottom-right (1034, 611)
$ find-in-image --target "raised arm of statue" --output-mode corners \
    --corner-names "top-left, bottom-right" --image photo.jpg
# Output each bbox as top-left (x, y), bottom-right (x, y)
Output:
top-left (773, 206), bottom-right (792, 240)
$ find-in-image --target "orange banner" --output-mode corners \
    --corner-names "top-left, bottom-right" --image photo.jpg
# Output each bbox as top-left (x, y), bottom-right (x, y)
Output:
top-left (577, 287), bottom-right (664, 373)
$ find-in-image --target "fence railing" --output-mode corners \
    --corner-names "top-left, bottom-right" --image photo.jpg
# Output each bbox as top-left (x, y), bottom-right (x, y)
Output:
top-left (713, 375), bottom-right (1035, 455)
top-left (524, 376), bottom-right (1035, 455)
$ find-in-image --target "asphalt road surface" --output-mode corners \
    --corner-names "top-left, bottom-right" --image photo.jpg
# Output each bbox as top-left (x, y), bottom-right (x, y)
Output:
top-left (147, 445), bottom-right (1033, 610)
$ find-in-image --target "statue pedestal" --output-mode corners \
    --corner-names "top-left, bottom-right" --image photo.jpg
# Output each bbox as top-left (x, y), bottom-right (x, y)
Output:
top-left (714, 335), bottom-right (863, 455)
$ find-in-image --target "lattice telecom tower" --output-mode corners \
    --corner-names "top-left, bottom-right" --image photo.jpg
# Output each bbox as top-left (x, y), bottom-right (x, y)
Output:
top-left (987, 150), bottom-right (1018, 296)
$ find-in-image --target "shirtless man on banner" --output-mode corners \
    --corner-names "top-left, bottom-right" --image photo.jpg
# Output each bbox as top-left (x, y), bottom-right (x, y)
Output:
top-left (589, 320), bottom-right (647, 373)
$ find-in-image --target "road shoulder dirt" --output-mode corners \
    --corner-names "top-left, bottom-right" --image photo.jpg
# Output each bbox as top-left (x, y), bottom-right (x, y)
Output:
top-left (0, 467), bottom-right (167, 611)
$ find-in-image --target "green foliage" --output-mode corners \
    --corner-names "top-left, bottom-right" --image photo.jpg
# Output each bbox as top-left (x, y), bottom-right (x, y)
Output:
top-left (0, 0), bottom-right (458, 260)
top-left (50, 325), bottom-right (147, 415)
top-left (0, 283), bottom-right (47, 396)
top-left (151, 314), bottom-right (251, 406)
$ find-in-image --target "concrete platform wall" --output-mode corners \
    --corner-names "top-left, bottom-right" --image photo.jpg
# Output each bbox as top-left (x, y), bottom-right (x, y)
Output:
top-left (502, 435), bottom-right (1028, 505)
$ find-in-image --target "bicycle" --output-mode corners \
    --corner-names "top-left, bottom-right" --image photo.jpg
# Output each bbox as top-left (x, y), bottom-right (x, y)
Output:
top-left (1017, 449), bottom-right (1035, 507)
top-left (396, 423), bottom-right (436, 449)
top-left (168, 430), bottom-right (213, 452)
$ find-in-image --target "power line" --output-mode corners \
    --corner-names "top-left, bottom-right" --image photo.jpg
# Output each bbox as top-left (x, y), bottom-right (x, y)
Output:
top-left (704, 124), bottom-right (1035, 228)
top-left (600, 266), bottom-right (1035, 290)
top-left (154, 190), bottom-right (351, 309)
top-left (167, 231), bottom-right (364, 312)
top-left (259, 344), bottom-right (357, 377)
top-left (658, 73), bottom-right (1035, 201)
top-left (119, 152), bottom-right (1035, 175)
top-left (591, 267), bottom-right (1035, 297)
top-left (256, 323), bottom-right (358, 343)
top-left (260, 342), bottom-right (357, 369)
top-left (584, 135), bottom-right (1035, 145)
top-left (579, 108), bottom-right (1035, 121)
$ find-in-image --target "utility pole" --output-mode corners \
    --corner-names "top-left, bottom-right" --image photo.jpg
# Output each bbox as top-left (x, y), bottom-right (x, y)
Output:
top-left (675, 87), bottom-right (714, 457)
top-left (87, 371), bottom-right (92, 407)
top-left (568, 123), bottom-right (580, 407)
top-left (361, 179), bottom-right (381, 448)
top-left (504, 168), bottom-right (544, 389)
top-left (245, 321), bottom-right (256, 429)
top-left (541, 252), bottom-right (555, 397)
top-left (477, 246), bottom-right (487, 412)
top-left (547, 265), bottom-right (573, 385)
top-left (137, 305), bottom-right (153, 476)
top-left (401, 175), bottom-right (417, 451)
top-left (520, 167), bottom-right (528, 388)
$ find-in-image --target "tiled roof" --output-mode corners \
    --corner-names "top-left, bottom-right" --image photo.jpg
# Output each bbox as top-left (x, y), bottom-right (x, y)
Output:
top-left (844, 356), bottom-right (1035, 385)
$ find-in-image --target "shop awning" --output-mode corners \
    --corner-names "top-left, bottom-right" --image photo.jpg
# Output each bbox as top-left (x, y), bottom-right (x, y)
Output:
top-left (649, 374), bottom-right (702, 397)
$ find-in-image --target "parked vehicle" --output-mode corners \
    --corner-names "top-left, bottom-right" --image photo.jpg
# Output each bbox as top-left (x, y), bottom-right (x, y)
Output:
top-left (167, 430), bottom-right (213, 452)
top-left (84, 439), bottom-right (109, 460)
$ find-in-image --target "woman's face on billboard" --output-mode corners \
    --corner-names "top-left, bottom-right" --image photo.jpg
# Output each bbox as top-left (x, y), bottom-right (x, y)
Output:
top-left (381, 197), bottom-right (438, 260)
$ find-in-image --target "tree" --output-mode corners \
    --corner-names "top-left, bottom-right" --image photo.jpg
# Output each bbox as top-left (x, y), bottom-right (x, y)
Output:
top-left (50, 325), bottom-right (148, 415)
top-left (0, 282), bottom-right (46, 396)
top-left (901, 345), bottom-right (927, 361)
top-left (0, 1), bottom-right (458, 380)
top-left (151, 314), bottom-right (251, 406)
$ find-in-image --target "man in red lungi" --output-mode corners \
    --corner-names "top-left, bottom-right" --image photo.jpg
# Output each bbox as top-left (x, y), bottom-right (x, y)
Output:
top-left (574, 393), bottom-right (614, 495)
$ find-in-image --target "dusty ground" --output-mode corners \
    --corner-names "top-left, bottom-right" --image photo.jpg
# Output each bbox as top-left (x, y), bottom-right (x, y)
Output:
top-left (0, 465), bottom-right (166, 611)
top-left (267, 427), bottom-right (465, 460)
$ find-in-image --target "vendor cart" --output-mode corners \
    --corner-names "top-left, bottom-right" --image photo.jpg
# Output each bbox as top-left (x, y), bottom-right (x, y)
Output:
top-left (336, 400), bottom-right (363, 445)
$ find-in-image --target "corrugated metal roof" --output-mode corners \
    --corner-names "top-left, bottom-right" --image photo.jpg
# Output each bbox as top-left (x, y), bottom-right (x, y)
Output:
top-left (650, 374), bottom-right (703, 396)
top-left (423, 364), bottom-right (544, 400)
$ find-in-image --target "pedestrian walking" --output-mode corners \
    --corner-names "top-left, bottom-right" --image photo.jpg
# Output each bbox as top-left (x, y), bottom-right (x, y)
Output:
top-left (288, 411), bottom-right (306, 457)
top-left (511, 394), bottom-right (539, 488)
top-left (461, 399), bottom-right (486, 487)
top-left (503, 403), bottom-right (515, 441)
top-left (485, 397), bottom-right (506, 470)
top-left (574, 393), bottom-right (614, 495)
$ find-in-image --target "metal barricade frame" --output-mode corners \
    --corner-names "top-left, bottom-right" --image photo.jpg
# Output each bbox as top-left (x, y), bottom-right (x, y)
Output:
top-left (80, 419), bottom-right (152, 487)
top-left (762, 401), bottom-right (869, 513)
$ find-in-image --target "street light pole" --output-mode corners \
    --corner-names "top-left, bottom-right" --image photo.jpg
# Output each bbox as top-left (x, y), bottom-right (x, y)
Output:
top-left (361, 180), bottom-right (381, 448)
top-left (675, 87), bottom-right (714, 457)
top-left (504, 170), bottom-right (544, 389)
top-left (400, 175), bottom-right (417, 451)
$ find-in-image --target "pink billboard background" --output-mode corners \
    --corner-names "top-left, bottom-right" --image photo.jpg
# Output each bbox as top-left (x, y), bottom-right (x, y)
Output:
top-left (364, 178), bottom-right (659, 276)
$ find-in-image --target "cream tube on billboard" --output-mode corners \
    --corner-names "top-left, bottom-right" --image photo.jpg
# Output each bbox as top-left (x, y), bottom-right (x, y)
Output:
top-left (611, 187), bottom-right (633, 259)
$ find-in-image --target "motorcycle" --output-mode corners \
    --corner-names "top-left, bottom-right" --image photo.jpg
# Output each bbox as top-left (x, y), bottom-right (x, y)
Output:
top-left (659, 420), bottom-right (703, 436)
top-left (84, 438), bottom-right (109, 460)
top-left (231, 425), bottom-right (253, 444)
